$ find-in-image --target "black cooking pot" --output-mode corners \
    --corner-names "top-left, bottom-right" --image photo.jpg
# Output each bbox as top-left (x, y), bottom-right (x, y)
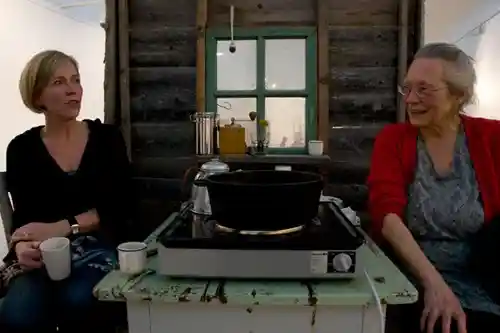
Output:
top-left (205, 170), bottom-right (323, 231)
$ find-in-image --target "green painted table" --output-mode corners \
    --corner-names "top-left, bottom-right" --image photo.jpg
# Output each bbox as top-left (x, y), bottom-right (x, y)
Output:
top-left (94, 213), bottom-right (417, 333)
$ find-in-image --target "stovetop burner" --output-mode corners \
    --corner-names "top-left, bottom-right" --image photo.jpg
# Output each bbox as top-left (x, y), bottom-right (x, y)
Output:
top-left (157, 201), bottom-right (366, 279)
top-left (159, 201), bottom-right (365, 251)
top-left (214, 223), bottom-right (306, 236)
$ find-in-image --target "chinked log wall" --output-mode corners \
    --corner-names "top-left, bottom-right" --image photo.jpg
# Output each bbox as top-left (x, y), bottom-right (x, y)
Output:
top-left (103, 0), bottom-right (422, 237)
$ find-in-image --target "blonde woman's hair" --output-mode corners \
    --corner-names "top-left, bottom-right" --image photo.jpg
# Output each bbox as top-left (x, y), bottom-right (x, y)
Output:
top-left (19, 50), bottom-right (79, 114)
top-left (414, 43), bottom-right (476, 111)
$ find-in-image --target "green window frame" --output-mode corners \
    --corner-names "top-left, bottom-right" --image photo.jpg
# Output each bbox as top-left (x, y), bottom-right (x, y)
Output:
top-left (206, 27), bottom-right (317, 154)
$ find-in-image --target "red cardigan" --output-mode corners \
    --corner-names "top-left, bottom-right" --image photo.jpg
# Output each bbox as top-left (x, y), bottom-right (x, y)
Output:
top-left (367, 115), bottom-right (500, 238)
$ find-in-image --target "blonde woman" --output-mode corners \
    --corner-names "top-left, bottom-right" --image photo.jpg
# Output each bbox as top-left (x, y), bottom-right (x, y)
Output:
top-left (0, 50), bottom-right (131, 333)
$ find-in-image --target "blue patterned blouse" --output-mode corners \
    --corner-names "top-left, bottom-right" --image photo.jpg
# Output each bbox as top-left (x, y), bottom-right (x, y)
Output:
top-left (406, 129), bottom-right (500, 315)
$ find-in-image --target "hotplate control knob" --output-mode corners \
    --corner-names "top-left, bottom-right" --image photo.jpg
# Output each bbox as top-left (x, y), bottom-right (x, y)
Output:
top-left (332, 253), bottom-right (353, 272)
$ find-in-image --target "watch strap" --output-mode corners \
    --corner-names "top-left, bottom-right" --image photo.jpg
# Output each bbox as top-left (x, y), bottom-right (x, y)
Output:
top-left (67, 216), bottom-right (79, 234)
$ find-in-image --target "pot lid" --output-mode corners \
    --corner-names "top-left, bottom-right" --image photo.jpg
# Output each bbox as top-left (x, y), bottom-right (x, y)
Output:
top-left (201, 158), bottom-right (229, 173)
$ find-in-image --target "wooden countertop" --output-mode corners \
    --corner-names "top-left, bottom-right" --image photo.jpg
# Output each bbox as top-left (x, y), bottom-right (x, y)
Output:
top-left (94, 212), bottom-right (417, 306)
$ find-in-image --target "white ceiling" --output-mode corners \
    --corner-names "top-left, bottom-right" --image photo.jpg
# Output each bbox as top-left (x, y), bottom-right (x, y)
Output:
top-left (34, 0), bottom-right (105, 24)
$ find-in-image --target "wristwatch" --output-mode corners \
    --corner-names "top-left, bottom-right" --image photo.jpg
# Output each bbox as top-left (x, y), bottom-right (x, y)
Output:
top-left (67, 216), bottom-right (80, 235)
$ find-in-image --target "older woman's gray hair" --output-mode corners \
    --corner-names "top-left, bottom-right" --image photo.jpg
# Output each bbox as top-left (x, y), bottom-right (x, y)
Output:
top-left (414, 43), bottom-right (476, 110)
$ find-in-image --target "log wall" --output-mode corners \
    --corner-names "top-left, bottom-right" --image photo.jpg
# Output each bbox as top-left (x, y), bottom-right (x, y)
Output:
top-left (325, 0), bottom-right (421, 210)
top-left (105, 0), bottom-right (422, 237)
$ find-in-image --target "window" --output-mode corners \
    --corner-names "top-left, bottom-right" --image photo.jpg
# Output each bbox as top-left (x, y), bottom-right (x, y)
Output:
top-left (206, 27), bottom-right (317, 153)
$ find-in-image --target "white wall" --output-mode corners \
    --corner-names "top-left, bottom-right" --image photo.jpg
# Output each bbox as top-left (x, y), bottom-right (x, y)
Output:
top-left (0, 0), bottom-right (105, 171)
top-left (424, 0), bottom-right (500, 119)
top-left (0, 0), bottom-right (105, 257)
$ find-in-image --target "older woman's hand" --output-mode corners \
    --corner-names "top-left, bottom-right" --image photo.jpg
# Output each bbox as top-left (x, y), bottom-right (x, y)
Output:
top-left (421, 277), bottom-right (467, 333)
top-left (15, 241), bottom-right (42, 270)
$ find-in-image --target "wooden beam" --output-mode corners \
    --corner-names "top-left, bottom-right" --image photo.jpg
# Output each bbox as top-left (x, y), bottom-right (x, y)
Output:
top-left (207, 0), bottom-right (316, 27)
top-left (196, 0), bottom-right (208, 113)
top-left (417, 0), bottom-right (425, 48)
top-left (317, 0), bottom-right (329, 151)
top-left (397, 0), bottom-right (409, 123)
top-left (103, 0), bottom-right (117, 124)
top-left (118, 0), bottom-right (132, 160)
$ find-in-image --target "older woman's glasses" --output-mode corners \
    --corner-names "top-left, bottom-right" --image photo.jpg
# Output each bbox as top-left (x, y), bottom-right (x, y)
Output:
top-left (398, 85), bottom-right (446, 98)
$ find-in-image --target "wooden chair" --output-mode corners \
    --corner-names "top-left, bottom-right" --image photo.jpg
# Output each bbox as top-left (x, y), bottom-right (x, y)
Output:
top-left (0, 171), bottom-right (12, 307)
top-left (0, 171), bottom-right (13, 249)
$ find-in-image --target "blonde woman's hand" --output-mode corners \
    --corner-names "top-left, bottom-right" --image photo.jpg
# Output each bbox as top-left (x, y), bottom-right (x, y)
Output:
top-left (421, 277), bottom-right (467, 333)
top-left (11, 221), bottom-right (68, 242)
top-left (15, 241), bottom-right (43, 270)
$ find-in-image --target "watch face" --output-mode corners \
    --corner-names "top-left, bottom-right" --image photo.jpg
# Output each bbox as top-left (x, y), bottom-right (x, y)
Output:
top-left (71, 224), bottom-right (80, 234)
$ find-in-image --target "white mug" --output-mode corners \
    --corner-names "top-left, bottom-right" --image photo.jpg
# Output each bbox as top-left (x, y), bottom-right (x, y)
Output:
top-left (117, 242), bottom-right (147, 274)
top-left (40, 237), bottom-right (71, 281)
top-left (308, 140), bottom-right (324, 156)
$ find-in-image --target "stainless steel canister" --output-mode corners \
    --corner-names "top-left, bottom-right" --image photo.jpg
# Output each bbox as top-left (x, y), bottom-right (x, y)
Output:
top-left (191, 113), bottom-right (218, 155)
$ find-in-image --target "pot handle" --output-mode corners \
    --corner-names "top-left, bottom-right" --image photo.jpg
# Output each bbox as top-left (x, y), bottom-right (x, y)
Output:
top-left (193, 178), bottom-right (207, 186)
top-left (195, 169), bottom-right (237, 186)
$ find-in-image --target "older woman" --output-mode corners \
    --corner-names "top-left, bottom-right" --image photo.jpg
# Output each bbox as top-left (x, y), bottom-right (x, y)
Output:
top-left (0, 50), bottom-right (131, 333)
top-left (368, 43), bottom-right (500, 333)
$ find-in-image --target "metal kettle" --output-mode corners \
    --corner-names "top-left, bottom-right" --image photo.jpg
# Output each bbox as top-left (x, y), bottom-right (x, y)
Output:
top-left (191, 158), bottom-right (230, 215)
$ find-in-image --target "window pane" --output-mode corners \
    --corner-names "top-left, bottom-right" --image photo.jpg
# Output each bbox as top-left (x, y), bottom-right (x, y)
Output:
top-left (217, 40), bottom-right (257, 91)
top-left (265, 39), bottom-right (306, 90)
top-left (265, 97), bottom-right (306, 148)
top-left (217, 98), bottom-right (257, 146)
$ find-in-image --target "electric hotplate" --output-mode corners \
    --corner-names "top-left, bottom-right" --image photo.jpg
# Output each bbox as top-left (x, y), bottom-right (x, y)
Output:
top-left (157, 201), bottom-right (365, 279)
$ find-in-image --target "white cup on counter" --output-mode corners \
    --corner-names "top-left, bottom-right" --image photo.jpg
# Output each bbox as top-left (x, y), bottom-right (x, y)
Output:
top-left (117, 242), bottom-right (147, 274)
top-left (308, 140), bottom-right (324, 156)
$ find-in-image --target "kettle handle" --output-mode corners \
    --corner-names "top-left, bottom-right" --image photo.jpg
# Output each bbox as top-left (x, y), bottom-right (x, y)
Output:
top-left (182, 166), bottom-right (199, 199)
